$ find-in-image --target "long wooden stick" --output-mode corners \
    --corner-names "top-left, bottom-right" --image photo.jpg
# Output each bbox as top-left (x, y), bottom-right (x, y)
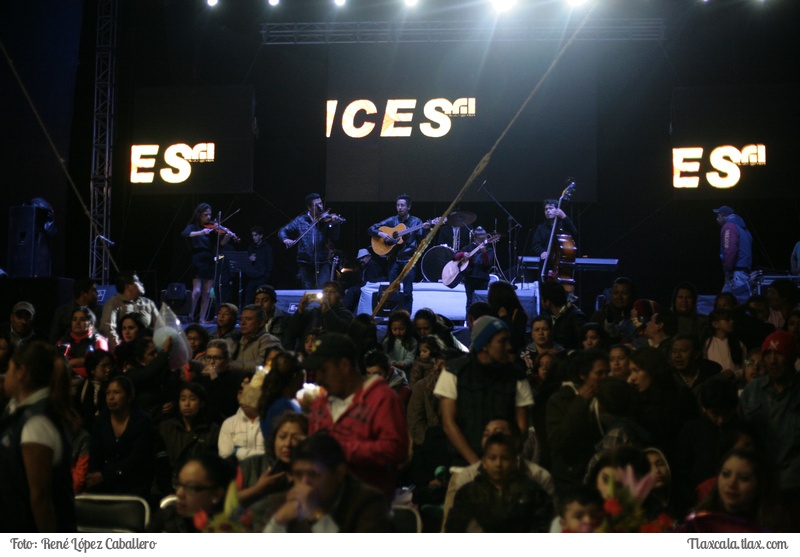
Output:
top-left (371, 4), bottom-right (598, 317)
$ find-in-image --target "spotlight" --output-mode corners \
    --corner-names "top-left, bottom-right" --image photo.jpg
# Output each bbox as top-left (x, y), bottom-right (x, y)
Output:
top-left (334, 0), bottom-right (346, 6)
top-left (404, 0), bottom-right (419, 6)
top-left (491, 0), bottom-right (517, 12)
top-left (207, 0), bottom-right (218, 7)
top-left (567, 0), bottom-right (588, 6)
top-left (268, 0), bottom-right (279, 5)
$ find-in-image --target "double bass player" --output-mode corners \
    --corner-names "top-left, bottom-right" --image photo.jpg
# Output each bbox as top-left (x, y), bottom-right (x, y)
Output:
top-left (532, 198), bottom-right (577, 263)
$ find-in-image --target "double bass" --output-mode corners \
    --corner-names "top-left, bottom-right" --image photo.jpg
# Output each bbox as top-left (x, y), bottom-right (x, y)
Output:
top-left (540, 181), bottom-right (577, 288)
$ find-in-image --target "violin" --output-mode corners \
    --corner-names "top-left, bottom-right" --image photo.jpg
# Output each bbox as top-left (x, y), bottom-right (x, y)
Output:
top-left (204, 221), bottom-right (241, 242)
top-left (317, 209), bottom-right (346, 224)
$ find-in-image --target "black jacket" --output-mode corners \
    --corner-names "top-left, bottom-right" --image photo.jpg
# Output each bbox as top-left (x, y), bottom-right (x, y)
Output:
top-left (279, 213), bottom-right (340, 264)
top-left (446, 467), bottom-right (553, 533)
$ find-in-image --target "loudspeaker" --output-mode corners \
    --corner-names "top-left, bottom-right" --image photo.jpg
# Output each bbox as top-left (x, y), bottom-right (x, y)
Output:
top-left (7, 205), bottom-right (52, 277)
top-left (161, 283), bottom-right (191, 316)
top-left (372, 285), bottom-right (402, 317)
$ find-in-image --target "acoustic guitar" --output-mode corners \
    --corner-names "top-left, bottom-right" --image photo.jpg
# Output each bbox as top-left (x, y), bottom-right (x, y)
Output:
top-left (441, 234), bottom-right (501, 288)
top-left (371, 217), bottom-right (441, 257)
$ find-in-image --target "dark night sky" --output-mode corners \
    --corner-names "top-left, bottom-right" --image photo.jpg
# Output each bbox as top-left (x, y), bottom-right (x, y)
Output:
top-left (2, 0), bottom-right (800, 310)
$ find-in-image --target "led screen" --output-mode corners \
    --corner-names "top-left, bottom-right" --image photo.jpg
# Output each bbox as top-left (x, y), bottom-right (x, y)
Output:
top-left (325, 42), bottom-right (598, 203)
top-left (129, 86), bottom-right (255, 195)
top-left (671, 85), bottom-right (799, 199)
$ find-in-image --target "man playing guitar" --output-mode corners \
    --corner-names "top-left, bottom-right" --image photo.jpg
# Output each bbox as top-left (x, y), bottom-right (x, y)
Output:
top-left (368, 194), bottom-right (434, 312)
top-left (459, 227), bottom-right (495, 319)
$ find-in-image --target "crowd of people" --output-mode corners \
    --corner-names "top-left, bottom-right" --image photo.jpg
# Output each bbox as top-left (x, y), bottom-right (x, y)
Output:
top-left (1, 266), bottom-right (799, 534)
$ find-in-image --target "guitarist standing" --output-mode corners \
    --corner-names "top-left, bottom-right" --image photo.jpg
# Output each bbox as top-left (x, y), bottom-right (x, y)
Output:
top-left (368, 194), bottom-right (432, 312)
top-left (461, 227), bottom-right (495, 319)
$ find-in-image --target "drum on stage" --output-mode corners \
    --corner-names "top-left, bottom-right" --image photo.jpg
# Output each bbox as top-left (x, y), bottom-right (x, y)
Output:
top-left (422, 245), bottom-right (455, 282)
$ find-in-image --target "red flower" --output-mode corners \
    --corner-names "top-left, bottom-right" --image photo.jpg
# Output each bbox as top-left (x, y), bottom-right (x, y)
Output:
top-left (193, 509), bottom-right (208, 531)
top-left (603, 498), bottom-right (623, 517)
top-left (640, 522), bottom-right (661, 533)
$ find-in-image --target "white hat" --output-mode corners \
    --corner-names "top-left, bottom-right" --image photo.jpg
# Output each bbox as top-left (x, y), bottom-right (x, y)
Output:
top-left (356, 248), bottom-right (370, 259)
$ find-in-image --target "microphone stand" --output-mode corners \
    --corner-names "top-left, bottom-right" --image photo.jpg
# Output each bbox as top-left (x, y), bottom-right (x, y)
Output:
top-left (479, 181), bottom-right (523, 286)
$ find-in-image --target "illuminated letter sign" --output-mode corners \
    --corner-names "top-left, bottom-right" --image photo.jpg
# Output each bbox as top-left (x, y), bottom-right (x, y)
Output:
top-left (130, 142), bottom-right (216, 185)
top-left (672, 144), bottom-right (765, 189)
top-left (381, 99), bottom-right (417, 137)
top-left (326, 97), bottom-right (476, 138)
top-left (340, 100), bottom-right (378, 138)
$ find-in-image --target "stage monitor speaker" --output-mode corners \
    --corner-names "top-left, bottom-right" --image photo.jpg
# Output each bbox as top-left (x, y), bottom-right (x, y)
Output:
top-left (162, 283), bottom-right (191, 316)
top-left (7, 205), bottom-right (51, 277)
top-left (372, 285), bottom-right (402, 318)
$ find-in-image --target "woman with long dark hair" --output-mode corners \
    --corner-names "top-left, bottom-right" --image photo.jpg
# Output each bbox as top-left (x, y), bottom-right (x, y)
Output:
top-left (148, 453), bottom-right (236, 532)
top-left (157, 382), bottom-right (220, 490)
top-left (413, 308), bottom-right (467, 353)
top-left (0, 341), bottom-right (77, 531)
top-left (488, 281), bottom-right (528, 352)
top-left (578, 322), bottom-right (609, 353)
top-left (73, 349), bottom-right (114, 433)
top-left (86, 375), bottom-right (156, 499)
top-left (701, 308), bottom-right (746, 379)
top-left (628, 347), bottom-right (698, 459)
top-left (680, 448), bottom-right (776, 532)
top-left (258, 351), bottom-right (305, 440)
top-left (113, 312), bottom-right (150, 372)
top-left (121, 334), bottom-right (176, 421)
top-left (239, 412), bottom-right (309, 509)
top-left (381, 310), bottom-right (417, 372)
top-left (181, 203), bottom-right (232, 323)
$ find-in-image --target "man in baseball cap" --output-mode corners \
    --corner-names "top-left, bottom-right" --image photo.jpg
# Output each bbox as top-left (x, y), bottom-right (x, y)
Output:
top-left (713, 205), bottom-right (752, 303)
top-left (303, 333), bottom-right (408, 500)
top-left (2, 301), bottom-right (46, 349)
top-left (740, 329), bottom-right (800, 492)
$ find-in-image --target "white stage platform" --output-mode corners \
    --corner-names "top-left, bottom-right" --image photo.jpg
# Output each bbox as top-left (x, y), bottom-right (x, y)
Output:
top-left (272, 281), bottom-right (539, 323)
top-left (268, 282), bottom-right (539, 324)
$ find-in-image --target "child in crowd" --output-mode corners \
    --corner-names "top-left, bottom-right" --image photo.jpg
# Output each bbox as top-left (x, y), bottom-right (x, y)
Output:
top-left (299, 328), bottom-right (322, 383)
top-left (409, 335), bottom-right (445, 386)
top-left (363, 349), bottom-right (411, 407)
top-left (701, 309), bottom-right (746, 379)
top-left (445, 433), bottom-right (553, 533)
top-left (382, 310), bottom-right (418, 372)
top-left (741, 347), bottom-right (764, 394)
top-left (557, 485), bottom-right (604, 533)
top-left (530, 351), bottom-right (555, 396)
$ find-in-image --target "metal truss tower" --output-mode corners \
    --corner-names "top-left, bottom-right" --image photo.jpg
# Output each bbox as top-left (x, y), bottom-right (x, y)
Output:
top-left (260, 19), bottom-right (665, 45)
top-left (89, 0), bottom-right (118, 283)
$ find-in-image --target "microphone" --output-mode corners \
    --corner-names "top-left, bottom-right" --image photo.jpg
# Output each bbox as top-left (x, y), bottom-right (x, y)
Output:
top-left (96, 234), bottom-right (115, 246)
top-left (478, 180), bottom-right (487, 192)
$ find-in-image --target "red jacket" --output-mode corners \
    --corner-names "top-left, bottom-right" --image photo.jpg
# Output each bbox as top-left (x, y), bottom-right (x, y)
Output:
top-left (308, 375), bottom-right (409, 499)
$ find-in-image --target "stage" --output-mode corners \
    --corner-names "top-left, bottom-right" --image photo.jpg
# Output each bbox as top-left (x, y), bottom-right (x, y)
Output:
top-left (273, 280), bottom-right (540, 324)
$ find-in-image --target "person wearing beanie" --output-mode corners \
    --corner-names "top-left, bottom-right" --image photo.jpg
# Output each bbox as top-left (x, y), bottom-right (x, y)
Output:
top-left (740, 330), bottom-right (800, 492)
top-left (433, 315), bottom-right (532, 465)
